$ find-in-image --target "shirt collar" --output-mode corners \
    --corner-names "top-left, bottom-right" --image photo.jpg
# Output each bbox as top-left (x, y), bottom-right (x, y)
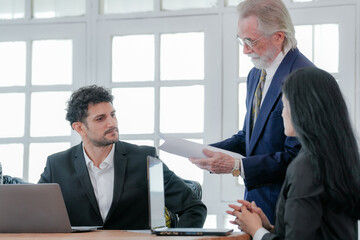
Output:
top-left (264, 45), bottom-right (291, 78)
top-left (83, 143), bottom-right (115, 169)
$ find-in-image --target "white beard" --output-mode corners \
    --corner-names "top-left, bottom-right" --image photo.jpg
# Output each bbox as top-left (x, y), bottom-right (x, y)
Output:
top-left (248, 46), bottom-right (278, 69)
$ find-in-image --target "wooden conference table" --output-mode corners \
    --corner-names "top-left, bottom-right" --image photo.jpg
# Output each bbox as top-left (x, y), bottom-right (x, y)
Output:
top-left (0, 230), bottom-right (250, 240)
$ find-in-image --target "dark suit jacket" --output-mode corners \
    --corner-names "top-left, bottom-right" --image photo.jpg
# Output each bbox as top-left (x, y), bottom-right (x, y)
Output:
top-left (38, 141), bottom-right (207, 229)
top-left (212, 48), bottom-right (314, 223)
top-left (263, 152), bottom-right (359, 240)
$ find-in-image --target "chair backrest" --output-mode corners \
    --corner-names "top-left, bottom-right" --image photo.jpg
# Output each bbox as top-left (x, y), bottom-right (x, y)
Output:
top-left (166, 179), bottom-right (203, 227)
top-left (3, 176), bottom-right (26, 184)
top-left (183, 179), bottom-right (202, 200)
top-left (0, 161), bottom-right (27, 184)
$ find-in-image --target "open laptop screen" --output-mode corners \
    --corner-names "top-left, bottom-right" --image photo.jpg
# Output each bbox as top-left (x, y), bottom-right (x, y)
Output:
top-left (147, 156), bottom-right (234, 236)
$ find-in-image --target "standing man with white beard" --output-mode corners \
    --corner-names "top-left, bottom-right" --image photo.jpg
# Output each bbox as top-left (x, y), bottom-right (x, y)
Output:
top-left (189, 0), bottom-right (314, 224)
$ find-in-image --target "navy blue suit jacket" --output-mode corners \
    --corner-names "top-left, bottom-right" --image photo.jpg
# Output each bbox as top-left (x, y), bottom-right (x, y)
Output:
top-left (212, 48), bottom-right (314, 224)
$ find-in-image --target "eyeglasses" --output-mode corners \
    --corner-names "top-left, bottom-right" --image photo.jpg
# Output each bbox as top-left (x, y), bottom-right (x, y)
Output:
top-left (236, 35), bottom-right (263, 49)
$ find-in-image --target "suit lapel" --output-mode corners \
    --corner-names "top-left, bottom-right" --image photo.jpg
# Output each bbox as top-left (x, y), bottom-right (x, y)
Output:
top-left (73, 143), bottom-right (102, 218)
top-left (104, 141), bottom-right (128, 222)
top-left (248, 48), bottom-right (300, 155)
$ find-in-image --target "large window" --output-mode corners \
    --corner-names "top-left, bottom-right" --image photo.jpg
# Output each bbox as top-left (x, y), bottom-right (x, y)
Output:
top-left (97, 16), bottom-right (221, 189)
top-left (0, 23), bottom-right (85, 182)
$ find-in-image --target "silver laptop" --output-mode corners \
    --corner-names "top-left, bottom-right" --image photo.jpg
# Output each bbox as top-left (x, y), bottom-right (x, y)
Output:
top-left (0, 183), bottom-right (99, 233)
top-left (147, 156), bottom-right (233, 236)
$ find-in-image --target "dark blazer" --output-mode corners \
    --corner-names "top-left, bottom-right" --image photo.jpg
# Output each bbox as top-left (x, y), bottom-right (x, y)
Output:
top-left (263, 152), bottom-right (359, 240)
top-left (38, 141), bottom-right (207, 230)
top-left (212, 48), bottom-right (314, 224)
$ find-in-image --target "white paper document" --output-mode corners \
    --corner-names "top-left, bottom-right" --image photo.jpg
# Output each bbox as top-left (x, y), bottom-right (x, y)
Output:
top-left (158, 135), bottom-right (244, 159)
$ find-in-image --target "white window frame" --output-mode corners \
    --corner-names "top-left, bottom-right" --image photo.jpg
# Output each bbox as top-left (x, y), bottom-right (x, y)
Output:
top-left (0, 23), bottom-right (86, 180)
top-left (96, 15), bottom-right (225, 226)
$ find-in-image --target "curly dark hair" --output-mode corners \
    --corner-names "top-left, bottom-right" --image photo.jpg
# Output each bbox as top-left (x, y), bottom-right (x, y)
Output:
top-left (66, 85), bottom-right (114, 127)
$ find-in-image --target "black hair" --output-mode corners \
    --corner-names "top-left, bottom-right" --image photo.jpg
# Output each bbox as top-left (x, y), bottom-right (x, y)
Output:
top-left (282, 67), bottom-right (360, 213)
top-left (66, 85), bottom-right (114, 127)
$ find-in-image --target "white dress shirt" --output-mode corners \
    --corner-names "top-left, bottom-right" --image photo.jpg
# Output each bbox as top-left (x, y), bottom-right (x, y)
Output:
top-left (241, 46), bottom-right (291, 179)
top-left (260, 45), bottom-right (291, 107)
top-left (253, 227), bottom-right (270, 240)
top-left (83, 144), bottom-right (115, 221)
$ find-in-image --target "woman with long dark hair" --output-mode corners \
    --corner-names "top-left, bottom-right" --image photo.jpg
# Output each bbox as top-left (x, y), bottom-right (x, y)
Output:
top-left (227, 67), bottom-right (360, 239)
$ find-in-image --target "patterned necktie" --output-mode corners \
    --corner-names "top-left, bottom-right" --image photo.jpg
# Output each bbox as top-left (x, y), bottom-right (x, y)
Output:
top-left (251, 69), bottom-right (267, 130)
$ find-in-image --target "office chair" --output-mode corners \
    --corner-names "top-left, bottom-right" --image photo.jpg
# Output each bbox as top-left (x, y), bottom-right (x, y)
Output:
top-left (0, 162), bottom-right (27, 184)
top-left (165, 179), bottom-right (202, 227)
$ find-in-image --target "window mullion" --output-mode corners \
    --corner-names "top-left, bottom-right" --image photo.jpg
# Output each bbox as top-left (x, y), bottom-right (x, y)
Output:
top-left (24, 0), bottom-right (32, 20)
top-left (154, 0), bottom-right (161, 12)
top-left (154, 32), bottom-right (161, 148)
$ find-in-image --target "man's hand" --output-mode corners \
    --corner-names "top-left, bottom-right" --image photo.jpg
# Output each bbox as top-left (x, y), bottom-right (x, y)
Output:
top-left (189, 149), bottom-right (236, 174)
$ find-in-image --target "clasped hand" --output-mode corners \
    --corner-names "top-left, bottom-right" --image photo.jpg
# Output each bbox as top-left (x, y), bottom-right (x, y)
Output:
top-left (189, 149), bottom-right (235, 174)
top-left (227, 200), bottom-right (274, 237)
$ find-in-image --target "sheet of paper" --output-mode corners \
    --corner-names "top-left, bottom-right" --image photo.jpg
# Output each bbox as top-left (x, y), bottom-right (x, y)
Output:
top-left (158, 135), bottom-right (244, 159)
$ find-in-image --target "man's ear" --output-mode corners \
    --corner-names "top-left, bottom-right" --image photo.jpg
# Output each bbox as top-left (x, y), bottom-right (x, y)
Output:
top-left (272, 31), bottom-right (285, 46)
top-left (72, 122), bottom-right (85, 136)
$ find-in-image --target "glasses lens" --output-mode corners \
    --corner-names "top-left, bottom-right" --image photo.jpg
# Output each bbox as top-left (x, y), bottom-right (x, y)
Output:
top-left (243, 39), bottom-right (252, 48)
top-left (237, 36), bottom-right (253, 49)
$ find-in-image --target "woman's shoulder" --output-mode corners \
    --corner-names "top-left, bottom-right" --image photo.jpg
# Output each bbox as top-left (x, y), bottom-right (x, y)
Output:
top-left (286, 152), bottom-right (323, 197)
top-left (287, 152), bottom-right (313, 176)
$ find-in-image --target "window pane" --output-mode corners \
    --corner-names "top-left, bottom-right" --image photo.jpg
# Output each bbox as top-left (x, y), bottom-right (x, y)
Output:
top-left (112, 35), bottom-right (154, 82)
top-left (32, 40), bottom-right (72, 85)
top-left (224, 0), bottom-right (241, 7)
top-left (161, 32), bottom-right (204, 80)
top-left (32, 0), bottom-right (85, 19)
top-left (123, 140), bottom-right (154, 147)
top-left (0, 144), bottom-right (23, 178)
top-left (295, 25), bottom-right (313, 62)
top-left (0, 93), bottom-right (25, 138)
top-left (162, 0), bottom-right (216, 11)
top-left (203, 215), bottom-right (217, 228)
top-left (29, 142), bottom-right (70, 183)
top-left (238, 83), bottom-right (246, 130)
top-left (0, 42), bottom-right (26, 87)
top-left (314, 24), bottom-right (338, 73)
top-left (0, 0), bottom-right (24, 19)
top-left (112, 88), bottom-right (154, 134)
top-left (30, 91), bottom-right (71, 137)
top-left (160, 86), bottom-right (204, 133)
top-left (100, 0), bottom-right (153, 14)
top-left (238, 47), bottom-right (253, 78)
top-left (295, 24), bottom-right (339, 73)
top-left (160, 151), bottom-right (204, 184)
